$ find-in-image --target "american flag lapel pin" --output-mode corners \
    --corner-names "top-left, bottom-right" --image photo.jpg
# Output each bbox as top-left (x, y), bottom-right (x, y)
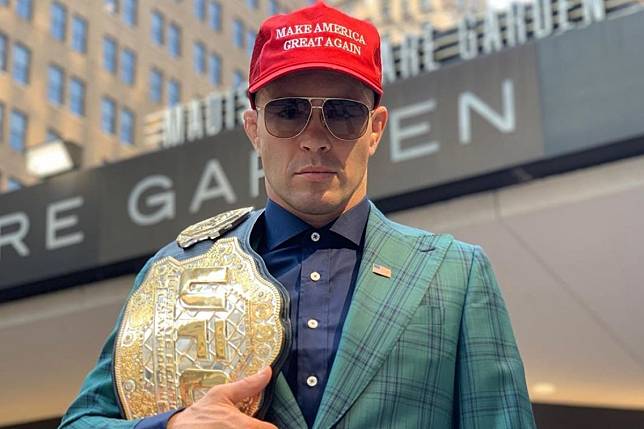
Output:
top-left (372, 263), bottom-right (392, 279)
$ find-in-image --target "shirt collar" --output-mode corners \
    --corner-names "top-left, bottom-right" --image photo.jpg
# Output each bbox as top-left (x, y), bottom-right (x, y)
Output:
top-left (263, 198), bottom-right (371, 250)
top-left (264, 199), bottom-right (310, 250)
top-left (328, 198), bottom-right (370, 247)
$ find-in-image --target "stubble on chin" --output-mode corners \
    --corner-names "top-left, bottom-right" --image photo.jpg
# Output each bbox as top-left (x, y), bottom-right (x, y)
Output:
top-left (284, 189), bottom-right (344, 216)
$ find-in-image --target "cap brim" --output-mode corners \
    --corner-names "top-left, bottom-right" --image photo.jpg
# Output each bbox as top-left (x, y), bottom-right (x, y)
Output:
top-left (248, 62), bottom-right (383, 108)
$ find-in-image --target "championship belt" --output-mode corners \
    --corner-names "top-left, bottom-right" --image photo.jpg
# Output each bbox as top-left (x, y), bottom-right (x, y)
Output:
top-left (114, 208), bottom-right (290, 419)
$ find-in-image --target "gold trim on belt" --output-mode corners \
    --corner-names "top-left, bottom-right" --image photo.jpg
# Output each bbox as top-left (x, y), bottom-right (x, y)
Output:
top-left (114, 237), bottom-right (287, 419)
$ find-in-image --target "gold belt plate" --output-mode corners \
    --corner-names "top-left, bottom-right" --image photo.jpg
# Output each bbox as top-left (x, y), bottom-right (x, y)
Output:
top-left (114, 237), bottom-right (287, 419)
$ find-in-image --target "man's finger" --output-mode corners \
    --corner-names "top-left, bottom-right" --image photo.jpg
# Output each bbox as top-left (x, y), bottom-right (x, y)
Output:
top-left (213, 366), bottom-right (272, 404)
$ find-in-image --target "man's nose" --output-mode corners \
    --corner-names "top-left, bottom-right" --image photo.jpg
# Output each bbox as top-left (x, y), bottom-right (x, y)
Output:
top-left (299, 108), bottom-right (332, 152)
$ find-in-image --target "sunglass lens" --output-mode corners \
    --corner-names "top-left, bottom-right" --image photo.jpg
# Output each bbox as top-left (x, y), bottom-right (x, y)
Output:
top-left (323, 99), bottom-right (370, 140)
top-left (264, 98), bottom-right (311, 138)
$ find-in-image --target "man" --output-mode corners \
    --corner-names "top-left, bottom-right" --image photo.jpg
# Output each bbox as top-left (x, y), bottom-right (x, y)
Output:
top-left (60, 2), bottom-right (536, 428)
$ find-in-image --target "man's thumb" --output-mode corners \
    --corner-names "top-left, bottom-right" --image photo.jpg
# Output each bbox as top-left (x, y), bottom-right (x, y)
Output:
top-left (217, 366), bottom-right (272, 404)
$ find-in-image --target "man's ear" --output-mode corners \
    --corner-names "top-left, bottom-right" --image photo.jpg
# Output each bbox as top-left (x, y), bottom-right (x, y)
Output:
top-left (368, 105), bottom-right (388, 156)
top-left (243, 109), bottom-right (260, 152)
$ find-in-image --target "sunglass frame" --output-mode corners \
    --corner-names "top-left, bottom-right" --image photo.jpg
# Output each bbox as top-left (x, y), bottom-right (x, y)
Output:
top-left (256, 97), bottom-right (373, 141)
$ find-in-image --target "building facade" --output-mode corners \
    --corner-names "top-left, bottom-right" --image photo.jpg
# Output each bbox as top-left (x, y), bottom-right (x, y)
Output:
top-left (0, 0), bottom-right (309, 193)
top-left (329, 0), bottom-right (487, 40)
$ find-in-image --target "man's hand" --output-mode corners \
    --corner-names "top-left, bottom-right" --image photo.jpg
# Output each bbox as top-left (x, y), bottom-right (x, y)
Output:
top-left (167, 367), bottom-right (277, 429)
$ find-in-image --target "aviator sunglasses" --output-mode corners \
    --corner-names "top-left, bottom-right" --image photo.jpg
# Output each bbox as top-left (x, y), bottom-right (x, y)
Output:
top-left (256, 97), bottom-right (373, 141)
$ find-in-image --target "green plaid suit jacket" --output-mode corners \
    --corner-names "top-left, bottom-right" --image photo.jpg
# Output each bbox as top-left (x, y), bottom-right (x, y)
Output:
top-left (60, 204), bottom-right (536, 429)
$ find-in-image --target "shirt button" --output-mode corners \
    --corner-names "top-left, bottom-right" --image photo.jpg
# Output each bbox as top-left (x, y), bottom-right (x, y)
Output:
top-left (311, 232), bottom-right (320, 242)
top-left (306, 376), bottom-right (318, 387)
top-left (307, 319), bottom-right (318, 329)
top-left (310, 271), bottom-right (321, 282)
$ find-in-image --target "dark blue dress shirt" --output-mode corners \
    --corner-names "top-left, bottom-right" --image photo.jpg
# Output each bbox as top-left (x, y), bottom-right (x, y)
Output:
top-left (257, 198), bottom-right (370, 427)
top-left (135, 199), bottom-right (370, 429)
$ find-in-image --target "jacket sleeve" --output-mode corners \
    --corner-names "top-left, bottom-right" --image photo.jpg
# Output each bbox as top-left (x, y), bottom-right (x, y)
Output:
top-left (58, 258), bottom-right (180, 429)
top-left (454, 245), bottom-right (536, 429)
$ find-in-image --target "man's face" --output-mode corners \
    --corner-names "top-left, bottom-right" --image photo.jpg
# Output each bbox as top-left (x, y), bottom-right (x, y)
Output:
top-left (243, 70), bottom-right (388, 224)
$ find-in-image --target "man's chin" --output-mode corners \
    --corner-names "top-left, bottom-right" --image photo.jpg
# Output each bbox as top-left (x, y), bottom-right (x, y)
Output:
top-left (288, 195), bottom-right (346, 216)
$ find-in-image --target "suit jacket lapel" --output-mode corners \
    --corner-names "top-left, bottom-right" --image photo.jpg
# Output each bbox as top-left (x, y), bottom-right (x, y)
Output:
top-left (313, 204), bottom-right (454, 429)
top-left (267, 372), bottom-right (307, 429)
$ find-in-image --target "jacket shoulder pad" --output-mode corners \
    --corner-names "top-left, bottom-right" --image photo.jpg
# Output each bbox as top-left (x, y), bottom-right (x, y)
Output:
top-left (176, 206), bottom-right (254, 249)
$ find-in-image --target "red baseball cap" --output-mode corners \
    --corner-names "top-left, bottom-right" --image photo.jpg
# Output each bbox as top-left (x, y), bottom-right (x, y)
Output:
top-left (247, 1), bottom-right (383, 108)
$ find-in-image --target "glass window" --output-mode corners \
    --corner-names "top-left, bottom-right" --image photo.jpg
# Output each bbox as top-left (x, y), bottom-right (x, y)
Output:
top-left (233, 19), bottom-right (244, 49)
top-left (101, 97), bottom-right (117, 135)
top-left (401, 0), bottom-right (411, 18)
top-left (103, 35), bottom-right (117, 74)
top-left (246, 31), bottom-right (256, 56)
top-left (168, 23), bottom-right (181, 57)
top-left (12, 42), bottom-right (31, 85)
top-left (9, 109), bottom-right (28, 152)
top-left (168, 79), bottom-right (181, 107)
top-left (0, 102), bottom-right (4, 143)
top-left (120, 108), bottom-right (135, 145)
top-left (7, 177), bottom-right (22, 192)
top-left (193, 41), bottom-right (206, 75)
top-left (382, 0), bottom-right (390, 21)
top-left (149, 67), bottom-right (163, 103)
top-left (50, 2), bottom-right (67, 42)
top-left (123, 0), bottom-right (137, 26)
top-left (47, 64), bottom-right (65, 106)
top-left (46, 129), bottom-right (61, 142)
top-left (69, 77), bottom-right (86, 116)
top-left (120, 48), bottom-right (136, 85)
top-left (209, 1), bottom-right (221, 31)
top-left (151, 10), bottom-right (165, 45)
top-left (0, 33), bottom-right (7, 72)
top-left (247, 0), bottom-right (259, 9)
top-left (233, 70), bottom-right (244, 88)
top-left (71, 15), bottom-right (88, 53)
top-left (194, 0), bottom-right (205, 21)
top-left (105, 0), bottom-right (118, 14)
top-left (16, 0), bottom-right (32, 21)
top-left (269, 0), bottom-right (279, 15)
top-left (208, 53), bottom-right (221, 86)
